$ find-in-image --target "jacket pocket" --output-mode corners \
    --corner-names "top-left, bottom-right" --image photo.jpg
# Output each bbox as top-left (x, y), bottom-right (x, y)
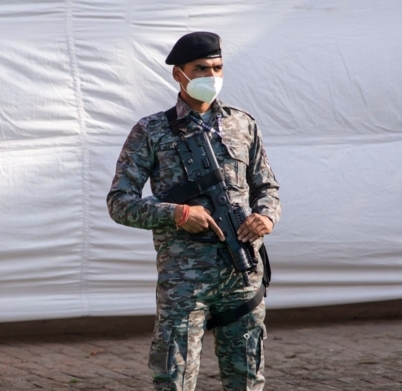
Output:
top-left (222, 144), bottom-right (249, 189)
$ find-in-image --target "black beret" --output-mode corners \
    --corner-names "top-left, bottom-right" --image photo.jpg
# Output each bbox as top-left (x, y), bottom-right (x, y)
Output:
top-left (165, 31), bottom-right (222, 65)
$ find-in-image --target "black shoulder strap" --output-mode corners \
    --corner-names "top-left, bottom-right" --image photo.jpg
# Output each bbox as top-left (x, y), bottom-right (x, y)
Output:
top-left (164, 106), bottom-right (188, 135)
top-left (165, 106), bottom-right (177, 123)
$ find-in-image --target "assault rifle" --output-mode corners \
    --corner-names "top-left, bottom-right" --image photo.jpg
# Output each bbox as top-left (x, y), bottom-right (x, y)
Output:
top-left (161, 131), bottom-right (258, 286)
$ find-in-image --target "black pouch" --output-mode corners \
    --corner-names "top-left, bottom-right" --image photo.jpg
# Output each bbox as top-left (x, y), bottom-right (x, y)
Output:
top-left (258, 243), bottom-right (271, 290)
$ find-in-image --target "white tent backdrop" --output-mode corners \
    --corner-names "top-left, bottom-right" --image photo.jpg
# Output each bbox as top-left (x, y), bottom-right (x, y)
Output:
top-left (0, 0), bottom-right (401, 322)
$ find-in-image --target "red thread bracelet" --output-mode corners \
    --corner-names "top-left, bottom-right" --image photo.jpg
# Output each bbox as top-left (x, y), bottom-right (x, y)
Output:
top-left (178, 205), bottom-right (190, 226)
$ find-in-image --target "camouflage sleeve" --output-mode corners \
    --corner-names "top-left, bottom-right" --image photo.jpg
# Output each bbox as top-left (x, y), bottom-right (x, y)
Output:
top-left (106, 122), bottom-right (177, 230)
top-left (247, 122), bottom-right (281, 225)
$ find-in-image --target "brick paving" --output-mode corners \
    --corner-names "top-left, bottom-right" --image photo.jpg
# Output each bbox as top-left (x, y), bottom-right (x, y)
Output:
top-left (0, 319), bottom-right (401, 391)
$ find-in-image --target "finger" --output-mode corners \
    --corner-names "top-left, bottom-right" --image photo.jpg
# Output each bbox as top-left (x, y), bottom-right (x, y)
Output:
top-left (239, 214), bottom-right (273, 239)
top-left (238, 220), bottom-right (263, 240)
top-left (239, 222), bottom-right (267, 241)
top-left (249, 235), bottom-right (261, 244)
top-left (237, 214), bottom-right (257, 235)
top-left (241, 231), bottom-right (260, 243)
top-left (203, 207), bottom-right (212, 216)
top-left (208, 216), bottom-right (225, 241)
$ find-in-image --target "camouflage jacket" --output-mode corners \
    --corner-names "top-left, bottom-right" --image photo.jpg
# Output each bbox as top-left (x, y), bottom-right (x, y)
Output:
top-left (107, 96), bottom-right (281, 272)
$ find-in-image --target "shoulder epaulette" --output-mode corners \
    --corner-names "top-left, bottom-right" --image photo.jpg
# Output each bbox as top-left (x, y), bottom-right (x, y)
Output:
top-left (225, 104), bottom-right (255, 120)
top-left (136, 111), bottom-right (167, 132)
top-left (137, 117), bottom-right (149, 128)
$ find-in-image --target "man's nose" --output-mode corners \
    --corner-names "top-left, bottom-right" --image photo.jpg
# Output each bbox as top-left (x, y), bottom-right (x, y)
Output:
top-left (205, 67), bottom-right (216, 77)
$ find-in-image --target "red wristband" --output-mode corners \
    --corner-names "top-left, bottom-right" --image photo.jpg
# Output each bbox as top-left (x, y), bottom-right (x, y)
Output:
top-left (178, 205), bottom-right (190, 226)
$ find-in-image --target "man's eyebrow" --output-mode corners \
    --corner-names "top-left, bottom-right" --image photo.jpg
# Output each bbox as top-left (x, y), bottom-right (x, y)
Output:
top-left (194, 63), bottom-right (223, 68)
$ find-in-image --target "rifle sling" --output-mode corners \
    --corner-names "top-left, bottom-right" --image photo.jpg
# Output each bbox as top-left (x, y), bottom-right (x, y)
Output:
top-left (206, 284), bottom-right (266, 330)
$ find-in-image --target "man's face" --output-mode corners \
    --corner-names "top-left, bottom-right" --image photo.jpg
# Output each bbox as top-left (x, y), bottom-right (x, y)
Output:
top-left (173, 57), bottom-right (223, 91)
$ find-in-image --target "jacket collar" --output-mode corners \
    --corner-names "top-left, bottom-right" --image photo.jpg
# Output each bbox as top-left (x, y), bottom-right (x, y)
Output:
top-left (175, 94), bottom-right (231, 120)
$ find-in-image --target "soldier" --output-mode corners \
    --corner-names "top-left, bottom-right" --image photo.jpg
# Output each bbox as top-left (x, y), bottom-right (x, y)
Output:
top-left (107, 31), bottom-right (281, 391)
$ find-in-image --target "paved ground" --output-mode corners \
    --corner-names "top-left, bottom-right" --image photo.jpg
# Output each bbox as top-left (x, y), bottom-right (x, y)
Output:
top-left (0, 318), bottom-right (401, 391)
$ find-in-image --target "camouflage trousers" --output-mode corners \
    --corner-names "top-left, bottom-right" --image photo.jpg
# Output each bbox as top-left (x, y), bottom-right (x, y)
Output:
top-left (148, 254), bottom-right (266, 391)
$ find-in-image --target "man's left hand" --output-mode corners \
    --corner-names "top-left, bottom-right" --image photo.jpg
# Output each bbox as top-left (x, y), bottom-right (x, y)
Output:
top-left (237, 214), bottom-right (273, 243)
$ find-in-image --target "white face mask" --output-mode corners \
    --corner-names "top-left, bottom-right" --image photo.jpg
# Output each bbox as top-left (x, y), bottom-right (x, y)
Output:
top-left (179, 68), bottom-right (223, 104)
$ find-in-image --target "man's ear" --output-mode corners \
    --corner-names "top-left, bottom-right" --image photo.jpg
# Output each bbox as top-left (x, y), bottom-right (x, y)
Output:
top-left (172, 66), bottom-right (181, 82)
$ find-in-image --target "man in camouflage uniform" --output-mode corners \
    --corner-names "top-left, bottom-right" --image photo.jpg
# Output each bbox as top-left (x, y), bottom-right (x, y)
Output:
top-left (107, 32), bottom-right (281, 391)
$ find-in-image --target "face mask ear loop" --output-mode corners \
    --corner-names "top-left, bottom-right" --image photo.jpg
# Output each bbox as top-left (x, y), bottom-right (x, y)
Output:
top-left (177, 67), bottom-right (192, 94)
top-left (178, 67), bottom-right (192, 82)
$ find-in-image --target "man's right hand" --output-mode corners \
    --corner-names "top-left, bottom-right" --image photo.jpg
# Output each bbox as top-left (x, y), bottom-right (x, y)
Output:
top-left (174, 205), bottom-right (225, 241)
